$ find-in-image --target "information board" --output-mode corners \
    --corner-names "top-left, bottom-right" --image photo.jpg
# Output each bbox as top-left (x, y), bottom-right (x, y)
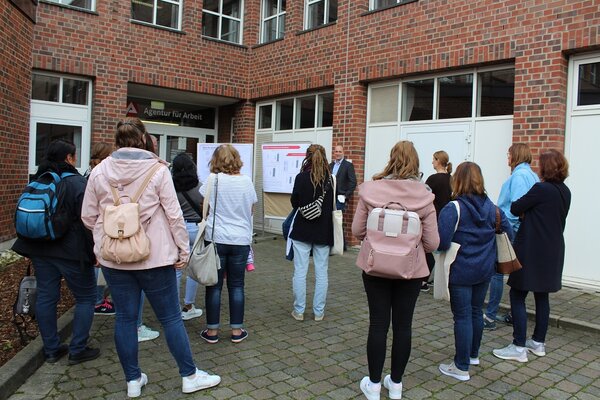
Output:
top-left (262, 143), bottom-right (310, 194)
top-left (197, 143), bottom-right (254, 184)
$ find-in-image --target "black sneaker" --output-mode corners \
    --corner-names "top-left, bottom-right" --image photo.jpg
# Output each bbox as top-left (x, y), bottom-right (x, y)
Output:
top-left (420, 282), bottom-right (430, 292)
top-left (94, 299), bottom-right (115, 315)
top-left (46, 344), bottom-right (69, 364)
top-left (502, 312), bottom-right (513, 325)
top-left (483, 315), bottom-right (497, 331)
top-left (68, 347), bottom-right (100, 365)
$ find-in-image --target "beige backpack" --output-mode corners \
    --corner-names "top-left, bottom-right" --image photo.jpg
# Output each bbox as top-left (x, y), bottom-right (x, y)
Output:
top-left (100, 163), bottom-right (162, 264)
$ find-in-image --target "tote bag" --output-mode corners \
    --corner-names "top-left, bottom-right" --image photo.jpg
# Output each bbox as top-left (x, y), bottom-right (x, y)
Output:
top-left (495, 207), bottom-right (522, 274)
top-left (330, 175), bottom-right (344, 256)
top-left (433, 201), bottom-right (460, 301)
top-left (187, 174), bottom-right (221, 286)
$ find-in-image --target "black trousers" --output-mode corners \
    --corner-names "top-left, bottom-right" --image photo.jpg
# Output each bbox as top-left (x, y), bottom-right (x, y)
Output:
top-left (362, 272), bottom-right (421, 383)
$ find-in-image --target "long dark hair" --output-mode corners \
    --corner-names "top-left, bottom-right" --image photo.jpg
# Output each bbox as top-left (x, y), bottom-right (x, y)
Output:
top-left (172, 153), bottom-right (199, 192)
top-left (36, 139), bottom-right (77, 176)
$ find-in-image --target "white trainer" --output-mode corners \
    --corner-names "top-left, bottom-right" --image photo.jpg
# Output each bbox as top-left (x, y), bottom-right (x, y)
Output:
top-left (439, 362), bottom-right (470, 381)
top-left (359, 376), bottom-right (381, 400)
top-left (181, 305), bottom-right (203, 321)
top-left (493, 343), bottom-right (528, 362)
top-left (137, 325), bottom-right (159, 342)
top-left (469, 357), bottom-right (480, 365)
top-left (525, 338), bottom-right (546, 356)
top-left (383, 375), bottom-right (402, 399)
top-left (127, 373), bottom-right (148, 398)
top-left (182, 368), bottom-right (221, 393)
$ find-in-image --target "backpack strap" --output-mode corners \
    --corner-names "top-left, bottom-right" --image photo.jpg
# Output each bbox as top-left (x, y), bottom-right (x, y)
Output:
top-left (132, 163), bottom-right (163, 203)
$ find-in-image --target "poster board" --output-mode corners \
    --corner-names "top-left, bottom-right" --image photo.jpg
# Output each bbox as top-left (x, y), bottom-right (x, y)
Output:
top-left (197, 143), bottom-right (254, 184)
top-left (261, 143), bottom-right (310, 194)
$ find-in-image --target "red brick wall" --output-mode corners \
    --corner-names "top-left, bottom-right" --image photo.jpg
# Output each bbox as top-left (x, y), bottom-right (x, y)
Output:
top-left (0, 0), bottom-right (35, 243)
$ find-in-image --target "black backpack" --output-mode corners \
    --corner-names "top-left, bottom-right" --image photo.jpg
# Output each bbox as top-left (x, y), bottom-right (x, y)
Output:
top-left (13, 262), bottom-right (38, 345)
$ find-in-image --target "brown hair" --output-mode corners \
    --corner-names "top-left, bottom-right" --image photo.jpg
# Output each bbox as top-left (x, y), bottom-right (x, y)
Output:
top-left (89, 142), bottom-right (113, 169)
top-left (115, 118), bottom-right (150, 150)
top-left (373, 141), bottom-right (420, 180)
top-left (301, 144), bottom-right (331, 192)
top-left (509, 143), bottom-right (533, 170)
top-left (452, 162), bottom-right (486, 197)
top-left (433, 150), bottom-right (453, 174)
top-left (209, 144), bottom-right (243, 175)
top-left (539, 149), bottom-right (569, 183)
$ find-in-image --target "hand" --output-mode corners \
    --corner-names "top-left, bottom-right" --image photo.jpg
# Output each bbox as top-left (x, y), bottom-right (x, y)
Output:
top-left (174, 260), bottom-right (187, 270)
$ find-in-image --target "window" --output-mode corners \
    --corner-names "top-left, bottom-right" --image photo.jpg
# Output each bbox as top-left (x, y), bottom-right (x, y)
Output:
top-left (304, 0), bottom-right (337, 30)
top-left (35, 123), bottom-right (82, 167)
top-left (438, 74), bottom-right (473, 119)
top-left (370, 0), bottom-right (412, 11)
top-left (370, 86), bottom-right (399, 123)
top-left (261, 0), bottom-right (285, 43)
top-left (45, 0), bottom-right (95, 11)
top-left (317, 92), bottom-right (333, 127)
top-left (275, 99), bottom-right (294, 130)
top-left (32, 73), bottom-right (89, 105)
top-left (478, 69), bottom-right (515, 116)
top-left (264, 92), bottom-right (333, 131)
top-left (577, 61), bottom-right (600, 106)
top-left (131, 0), bottom-right (182, 30)
top-left (258, 104), bottom-right (273, 129)
top-left (402, 79), bottom-right (433, 121)
top-left (203, 0), bottom-right (244, 44)
top-left (296, 96), bottom-right (316, 129)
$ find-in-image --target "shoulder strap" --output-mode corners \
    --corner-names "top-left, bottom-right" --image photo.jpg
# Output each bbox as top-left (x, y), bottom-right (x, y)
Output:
top-left (109, 163), bottom-right (162, 206)
top-left (332, 175), bottom-right (337, 211)
top-left (452, 201), bottom-right (460, 233)
top-left (202, 174), bottom-right (215, 221)
top-left (182, 190), bottom-right (202, 219)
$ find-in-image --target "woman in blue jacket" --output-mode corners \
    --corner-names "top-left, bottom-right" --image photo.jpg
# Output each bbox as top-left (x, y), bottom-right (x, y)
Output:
top-left (437, 162), bottom-right (513, 382)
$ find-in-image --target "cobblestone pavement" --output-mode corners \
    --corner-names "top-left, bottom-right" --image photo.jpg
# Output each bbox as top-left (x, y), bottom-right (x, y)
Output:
top-left (9, 238), bottom-right (600, 399)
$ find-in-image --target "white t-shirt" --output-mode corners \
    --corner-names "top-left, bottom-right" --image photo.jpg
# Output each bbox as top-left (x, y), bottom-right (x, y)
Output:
top-left (200, 173), bottom-right (257, 245)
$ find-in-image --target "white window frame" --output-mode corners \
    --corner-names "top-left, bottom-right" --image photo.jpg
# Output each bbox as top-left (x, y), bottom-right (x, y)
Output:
top-left (369, 0), bottom-right (409, 11)
top-left (260, 0), bottom-right (286, 43)
top-left (304, 0), bottom-right (334, 30)
top-left (203, 0), bottom-right (245, 44)
top-left (570, 54), bottom-right (600, 113)
top-left (45, 0), bottom-right (96, 11)
top-left (131, 0), bottom-right (183, 31)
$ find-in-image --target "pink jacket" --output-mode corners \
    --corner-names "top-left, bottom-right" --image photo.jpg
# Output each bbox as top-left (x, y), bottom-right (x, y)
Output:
top-left (351, 178), bottom-right (440, 278)
top-left (81, 148), bottom-right (189, 270)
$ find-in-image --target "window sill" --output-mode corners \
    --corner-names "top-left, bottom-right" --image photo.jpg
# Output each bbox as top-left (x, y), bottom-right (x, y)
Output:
top-left (361, 0), bottom-right (418, 17)
top-left (252, 37), bottom-right (284, 49)
top-left (130, 19), bottom-right (185, 35)
top-left (296, 21), bottom-right (336, 36)
top-left (202, 36), bottom-right (248, 49)
top-left (40, 0), bottom-right (99, 15)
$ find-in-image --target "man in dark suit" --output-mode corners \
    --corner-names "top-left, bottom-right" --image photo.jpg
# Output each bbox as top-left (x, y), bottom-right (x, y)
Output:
top-left (329, 145), bottom-right (357, 212)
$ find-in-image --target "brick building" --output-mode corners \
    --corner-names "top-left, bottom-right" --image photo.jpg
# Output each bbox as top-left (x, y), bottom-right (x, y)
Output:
top-left (2, 0), bottom-right (600, 288)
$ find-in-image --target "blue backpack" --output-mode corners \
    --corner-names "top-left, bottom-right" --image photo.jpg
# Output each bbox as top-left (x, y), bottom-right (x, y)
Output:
top-left (14, 171), bottom-right (75, 240)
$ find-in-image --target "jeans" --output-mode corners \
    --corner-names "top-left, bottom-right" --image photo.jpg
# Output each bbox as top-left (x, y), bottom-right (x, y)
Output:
top-left (449, 280), bottom-right (490, 371)
top-left (485, 273), bottom-right (504, 320)
top-left (175, 222), bottom-right (200, 305)
top-left (362, 273), bottom-right (421, 384)
top-left (103, 266), bottom-right (196, 381)
top-left (94, 268), bottom-right (106, 305)
top-left (510, 288), bottom-right (550, 346)
top-left (32, 257), bottom-right (96, 357)
top-left (205, 243), bottom-right (250, 329)
top-left (292, 240), bottom-right (330, 317)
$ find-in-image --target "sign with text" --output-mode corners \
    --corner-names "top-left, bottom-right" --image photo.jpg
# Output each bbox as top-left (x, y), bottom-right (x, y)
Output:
top-left (262, 143), bottom-right (310, 194)
top-left (197, 143), bottom-right (253, 184)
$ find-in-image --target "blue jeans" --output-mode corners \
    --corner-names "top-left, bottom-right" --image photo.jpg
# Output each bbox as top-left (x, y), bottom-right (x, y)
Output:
top-left (205, 243), bottom-right (250, 329)
top-left (485, 273), bottom-right (504, 320)
top-left (510, 288), bottom-right (550, 346)
top-left (449, 280), bottom-right (490, 371)
top-left (176, 222), bottom-right (200, 305)
top-left (292, 240), bottom-right (330, 317)
top-left (94, 268), bottom-right (106, 305)
top-left (102, 266), bottom-right (196, 381)
top-left (32, 257), bottom-right (96, 357)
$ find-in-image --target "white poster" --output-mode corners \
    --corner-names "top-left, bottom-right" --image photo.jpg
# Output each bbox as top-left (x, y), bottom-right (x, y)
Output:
top-left (262, 143), bottom-right (310, 193)
top-left (197, 143), bottom-right (254, 184)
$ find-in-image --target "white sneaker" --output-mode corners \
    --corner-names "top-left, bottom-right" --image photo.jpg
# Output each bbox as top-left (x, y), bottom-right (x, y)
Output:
top-left (127, 373), bottom-right (148, 398)
top-left (439, 362), bottom-right (470, 381)
top-left (493, 343), bottom-right (528, 362)
top-left (182, 368), bottom-right (221, 393)
top-left (359, 376), bottom-right (381, 400)
top-left (383, 375), bottom-right (402, 399)
top-left (469, 357), bottom-right (480, 365)
top-left (181, 305), bottom-right (203, 321)
top-left (137, 325), bottom-right (159, 342)
top-left (525, 338), bottom-right (546, 356)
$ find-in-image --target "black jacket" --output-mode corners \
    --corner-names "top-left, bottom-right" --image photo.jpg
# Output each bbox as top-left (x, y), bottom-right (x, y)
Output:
top-left (508, 182), bottom-right (571, 293)
top-left (329, 159), bottom-right (357, 199)
top-left (290, 171), bottom-right (334, 246)
top-left (12, 164), bottom-right (95, 266)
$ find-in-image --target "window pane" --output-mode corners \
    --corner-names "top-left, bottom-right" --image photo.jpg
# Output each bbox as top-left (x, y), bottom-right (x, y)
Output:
top-left (221, 18), bottom-right (240, 42)
top-left (438, 74), bottom-right (473, 119)
top-left (157, 1), bottom-right (179, 29)
top-left (318, 92), bottom-right (333, 127)
top-left (578, 62), bottom-right (600, 106)
top-left (259, 105), bottom-right (272, 129)
top-left (32, 75), bottom-right (59, 102)
top-left (276, 99), bottom-right (294, 130)
top-left (132, 0), bottom-right (154, 24)
top-left (60, 0), bottom-right (93, 10)
top-left (307, 1), bottom-right (324, 29)
top-left (479, 69), bottom-right (514, 116)
top-left (35, 123), bottom-right (82, 167)
top-left (296, 96), bottom-right (316, 129)
top-left (370, 85), bottom-right (399, 123)
top-left (278, 13), bottom-right (285, 38)
top-left (374, 0), bottom-right (397, 9)
top-left (263, 0), bottom-right (278, 17)
top-left (203, 0), bottom-right (219, 12)
top-left (328, 0), bottom-right (337, 23)
top-left (263, 17), bottom-right (278, 42)
top-left (202, 12), bottom-right (219, 38)
top-left (402, 79), bottom-right (433, 121)
top-left (166, 136), bottom-right (199, 163)
top-left (222, 0), bottom-right (240, 18)
top-left (62, 78), bottom-right (88, 105)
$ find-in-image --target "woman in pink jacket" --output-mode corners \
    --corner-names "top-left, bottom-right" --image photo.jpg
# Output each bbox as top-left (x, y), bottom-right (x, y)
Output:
top-left (352, 141), bottom-right (439, 400)
top-left (82, 118), bottom-right (220, 398)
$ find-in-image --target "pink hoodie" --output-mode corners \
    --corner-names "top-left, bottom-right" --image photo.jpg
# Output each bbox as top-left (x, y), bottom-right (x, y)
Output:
top-left (81, 148), bottom-right (189, 270)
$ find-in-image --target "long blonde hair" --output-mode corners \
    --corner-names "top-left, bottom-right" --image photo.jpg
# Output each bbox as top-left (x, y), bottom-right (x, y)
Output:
top-left (209, 144), bottom-right (243, 175)
top-left (373, 141), bottom-right (420, 180)
top-left (301, 144), bottom-right (331, 193)
top-left (433, 150), bottom-right (453, 174)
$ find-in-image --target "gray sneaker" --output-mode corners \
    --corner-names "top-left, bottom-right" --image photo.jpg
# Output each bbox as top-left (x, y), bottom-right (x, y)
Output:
top-left (439, 362), bottom-right (470, 381)
top-left (525, 339), bottom-right (546, 356)
top-left (493, 343), bottom-right (528, 362)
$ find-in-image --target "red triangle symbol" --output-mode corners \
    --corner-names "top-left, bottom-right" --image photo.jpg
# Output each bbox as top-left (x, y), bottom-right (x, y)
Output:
top-left (126, 102), bottom-right (138, 116)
